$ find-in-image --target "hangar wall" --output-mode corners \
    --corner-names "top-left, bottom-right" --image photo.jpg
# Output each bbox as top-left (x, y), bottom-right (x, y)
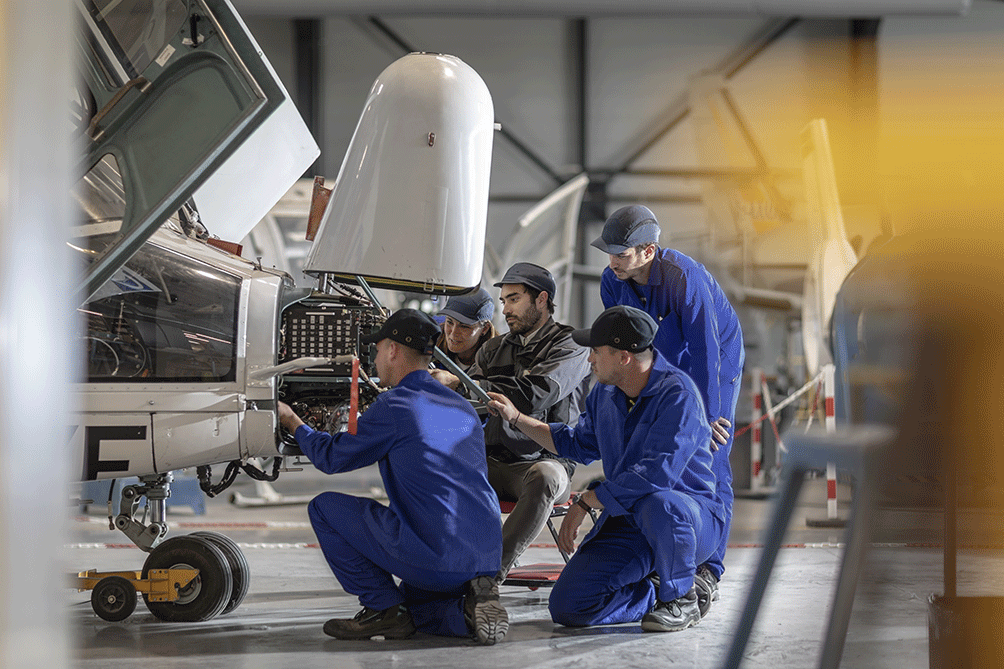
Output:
top-left (244, 14), bottom-right (814, 251)
top-left (241, 3), bottom-right (1004, 327)
top-left (239, 13), bottom-right (857, 404)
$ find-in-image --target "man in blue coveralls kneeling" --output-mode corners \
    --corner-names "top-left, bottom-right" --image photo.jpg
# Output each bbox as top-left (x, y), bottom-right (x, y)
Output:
top-left (277, 308), bottom-right (508, 645)
top-left (487, 306), bottom-right (723, 632)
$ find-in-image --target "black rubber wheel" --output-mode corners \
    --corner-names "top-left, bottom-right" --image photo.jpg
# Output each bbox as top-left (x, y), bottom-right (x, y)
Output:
top-left (91, 575), bottom-right (137, 622)
top-left (189, 531), bottom-right (250, 615)
top-left (141, 535), bottom-right (233, 622)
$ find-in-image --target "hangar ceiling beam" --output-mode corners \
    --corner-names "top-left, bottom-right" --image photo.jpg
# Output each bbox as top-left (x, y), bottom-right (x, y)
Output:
top-left (232, 0), bottom-right (971, 18)
top-left (611, 17), bottom-right (800, 176)
top-left (720, 86), bottom-right (792, 220)
top-left (367, 16), bottom-right (567, 187)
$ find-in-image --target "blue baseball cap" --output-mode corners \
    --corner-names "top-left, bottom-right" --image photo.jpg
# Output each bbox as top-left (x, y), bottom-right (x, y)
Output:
top-left (571, 305), bottom-right (657, 352)
top-left (591, 205), bottom-right (661, 254)
top-left (437, 287), bottom-right (494, 325)
top-left (494, 262), bottom-right (556, 299)
top-left (360, 308), bottom-right (441, 354)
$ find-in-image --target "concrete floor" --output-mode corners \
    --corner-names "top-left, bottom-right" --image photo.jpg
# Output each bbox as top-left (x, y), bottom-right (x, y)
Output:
top-left (65, 464), bottom-right (999, 669)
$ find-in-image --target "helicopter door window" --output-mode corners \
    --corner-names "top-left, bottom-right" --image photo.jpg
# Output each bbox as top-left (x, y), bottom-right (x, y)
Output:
top-left (82, 0), bottom-right (189, 85)
top-left (81, 242), bottom-right (240, 382)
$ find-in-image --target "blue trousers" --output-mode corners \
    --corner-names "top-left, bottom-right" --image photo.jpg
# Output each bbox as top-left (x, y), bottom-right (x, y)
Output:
top-left (706, 371), bottom-right (743, 580)
top-left (308, 492), bottom-right (492, 637)
top-left (549, 489), bottom-right (723, 627)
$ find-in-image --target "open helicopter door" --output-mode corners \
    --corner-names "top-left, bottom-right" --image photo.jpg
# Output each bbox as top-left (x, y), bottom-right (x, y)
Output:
top-left (76, 0), bottom-right (317, 303)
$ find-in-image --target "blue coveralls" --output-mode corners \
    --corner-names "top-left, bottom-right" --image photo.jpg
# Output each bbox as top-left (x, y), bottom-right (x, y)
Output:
top-left (600, 247), bottom-right (744, 580)
top-left (293, 370), bottom-right (503, 637)
top-left (547, 352), bottom-right (725, 626)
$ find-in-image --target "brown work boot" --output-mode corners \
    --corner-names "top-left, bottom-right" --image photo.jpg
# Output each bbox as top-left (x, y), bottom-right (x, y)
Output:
top-left (323, 603), bottom-right (416, 640)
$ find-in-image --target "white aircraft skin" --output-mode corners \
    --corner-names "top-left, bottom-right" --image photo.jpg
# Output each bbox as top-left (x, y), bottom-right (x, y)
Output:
top-left (74, 221), bottom-right (290, 482)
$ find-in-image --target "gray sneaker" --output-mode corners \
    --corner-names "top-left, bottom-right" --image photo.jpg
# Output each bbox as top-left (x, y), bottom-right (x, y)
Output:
top-left (464, 575), bottom-right (509, 645)
top-left (694, 564), bottom-right (720, 618)
top-left (641, 587), bottom-right (701, 632)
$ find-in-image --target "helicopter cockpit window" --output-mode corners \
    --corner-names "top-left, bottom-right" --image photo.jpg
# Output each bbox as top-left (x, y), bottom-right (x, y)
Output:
top-left (81, 242), bottom-right (240, 383)
top-left (84, 0), bottom-right (189, 84)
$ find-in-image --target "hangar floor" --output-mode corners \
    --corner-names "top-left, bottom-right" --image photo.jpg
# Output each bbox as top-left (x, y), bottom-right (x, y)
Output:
top-left (67, 463), bottom-right (998, 669)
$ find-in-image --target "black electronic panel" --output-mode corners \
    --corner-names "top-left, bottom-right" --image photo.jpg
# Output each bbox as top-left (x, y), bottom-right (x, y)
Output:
top-left (280, 300), bottom-right (376, 376)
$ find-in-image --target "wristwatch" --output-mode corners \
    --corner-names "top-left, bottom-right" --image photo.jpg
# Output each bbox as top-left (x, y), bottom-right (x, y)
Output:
top-left (572, 493), bottom-right (592, 512)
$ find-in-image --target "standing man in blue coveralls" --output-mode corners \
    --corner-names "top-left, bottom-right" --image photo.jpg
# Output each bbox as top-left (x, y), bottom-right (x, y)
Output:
top-left (487, 306), bottom-right (724, 632)
top-left (592, 205), bottom-right (744, 617)
top-left (277, 308), bottom-right (508, 645)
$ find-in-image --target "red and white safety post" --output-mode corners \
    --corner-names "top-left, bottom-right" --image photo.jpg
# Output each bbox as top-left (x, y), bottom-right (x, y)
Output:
top-left (802, 363), bottom-right (847, 528)
top-left (735, 367), bottom-right (825, 499)
top-left (823, 363), bottom-right (838, 520)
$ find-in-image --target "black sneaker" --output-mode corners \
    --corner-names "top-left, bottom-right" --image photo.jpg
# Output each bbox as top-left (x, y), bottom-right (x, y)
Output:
top-left (323, 603), bottom-right (416, 640)
top-left (694, 564), bottom-right (720, 618)
top-left (464, 575), bottom-right (509, 645)
top-left (641, 587), bottom-right (701, 632)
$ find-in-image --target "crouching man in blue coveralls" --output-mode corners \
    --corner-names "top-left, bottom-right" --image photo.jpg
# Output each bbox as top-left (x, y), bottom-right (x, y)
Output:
top-left (277, 308), bottom-right (509, 645)
top-left (487, 305), bottom-right (724, 632)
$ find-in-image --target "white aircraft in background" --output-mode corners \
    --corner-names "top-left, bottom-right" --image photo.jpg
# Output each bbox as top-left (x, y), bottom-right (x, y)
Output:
top-left (72, 0), bottom-right (494, 623)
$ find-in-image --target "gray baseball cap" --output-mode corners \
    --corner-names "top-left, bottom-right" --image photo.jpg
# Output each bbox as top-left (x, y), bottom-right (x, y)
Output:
top-left (437, 287), bottom-right (495, 325)
top-left (494, 262), bottom-right (556, 299)
top-left (590, 205), bottom-right (661, 254)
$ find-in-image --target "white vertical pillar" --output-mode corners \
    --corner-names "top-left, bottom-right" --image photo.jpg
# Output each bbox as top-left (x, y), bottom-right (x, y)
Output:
top-left (0, 2), bottom-right (74, 668)
top-left (823, 363), bottom-right (838, 519)
top-left (751, 367), bottom-right (763, 492)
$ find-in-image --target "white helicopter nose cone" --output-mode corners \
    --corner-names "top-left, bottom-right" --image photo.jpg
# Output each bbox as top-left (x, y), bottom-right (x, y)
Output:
top-left (304, 52), bottom-right (495, 295)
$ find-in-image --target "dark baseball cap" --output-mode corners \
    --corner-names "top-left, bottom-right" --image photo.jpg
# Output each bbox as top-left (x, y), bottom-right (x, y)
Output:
top-left (437, 287), bottom-right (494, 325)
top-left (571, 305), bottom-right (657, 352)
top-left (360, 308), bottom-right (440, 354)
top-left (590, 205), bottom-right (661, 254)
top-left (494, 262), bottom-right (556, 299)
